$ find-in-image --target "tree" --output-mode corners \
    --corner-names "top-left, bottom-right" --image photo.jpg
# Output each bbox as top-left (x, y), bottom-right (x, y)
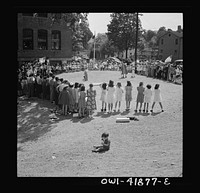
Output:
top-left (107, 13), bottom-right (142, 59)
top-left (49, 13), bottom-right (92, 54)
top-left (143, 30), bottom-right (157, 42)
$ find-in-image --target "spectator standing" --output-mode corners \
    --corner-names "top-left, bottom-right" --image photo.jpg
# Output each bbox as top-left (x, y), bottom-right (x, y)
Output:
top-left (86, 84), bottom-right (97, 118)
top-left (58, 85), bottom-right (70, 115)
top-left (78, 85), bottom-right (86, 118)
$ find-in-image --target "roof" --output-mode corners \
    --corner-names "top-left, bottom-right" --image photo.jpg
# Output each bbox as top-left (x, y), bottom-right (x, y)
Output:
top-left (158, 30), bottom-right (183, 39)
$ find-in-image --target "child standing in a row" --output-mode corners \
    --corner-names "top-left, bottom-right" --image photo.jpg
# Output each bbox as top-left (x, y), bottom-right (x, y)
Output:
top-left (100, 83), bottom-right (107, 112)
top-left (86, 84), bottom-right (97, 118)
top-left (114, 82), bottom-right (123, 112)
top-left (135, 82), bottom-right (145, 112)
top-left (107, 80), bottom-right (115, 113)
top-left (78, 85), bottom-right (86, 118)
top-left (125, 81), bottom-right (132, 111)
top-left (151, 84), bottom-right (164, 112)
top-left (143, 84), bottom-right (152, 113)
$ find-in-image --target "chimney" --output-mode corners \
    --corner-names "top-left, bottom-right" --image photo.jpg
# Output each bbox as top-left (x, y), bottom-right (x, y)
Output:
top-left (177, 25), bottom-right (182, 32)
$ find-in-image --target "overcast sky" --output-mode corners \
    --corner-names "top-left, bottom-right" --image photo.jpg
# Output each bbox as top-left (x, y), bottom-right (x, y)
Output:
top-left (87, 13), bottom-right (183, 34)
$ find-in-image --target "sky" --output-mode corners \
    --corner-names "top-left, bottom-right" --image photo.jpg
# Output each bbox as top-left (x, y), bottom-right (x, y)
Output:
top-left (87, 13), bottom-right (183, 34)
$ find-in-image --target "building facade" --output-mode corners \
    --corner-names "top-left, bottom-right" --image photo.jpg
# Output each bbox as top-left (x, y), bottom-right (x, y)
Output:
top-left (157, 25), bottom-right (183, 62)
top-left (18, 13), bottom-right (72, 65)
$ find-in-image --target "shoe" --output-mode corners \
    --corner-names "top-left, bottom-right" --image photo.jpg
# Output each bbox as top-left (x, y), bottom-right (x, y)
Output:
top-left (101, 109), bottom-right (103, 112)
top-left (146, 110), bottom-right (148, 113)
top-left (104, 108), bottom-right (106, 112)
top-left (161, 109), bottom-right (164, 112)
top-left (135, 109), bottom-right (137, 112)
top-left (139, 109), bottom-right (141, 112)
top-left (143, 109), bottom-right (145, 112)
top-left (150, 110), bottom-right (153, 113)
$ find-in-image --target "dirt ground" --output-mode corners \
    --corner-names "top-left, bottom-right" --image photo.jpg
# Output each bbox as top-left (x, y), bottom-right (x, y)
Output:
top-left (17, 71), bottom-right (182, 177)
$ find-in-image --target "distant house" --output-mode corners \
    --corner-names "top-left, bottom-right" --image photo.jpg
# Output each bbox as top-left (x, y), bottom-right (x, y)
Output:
top-left (18, 13), bottom-right (72, 65)
top-left (157, 25), bottom-right (183, 62)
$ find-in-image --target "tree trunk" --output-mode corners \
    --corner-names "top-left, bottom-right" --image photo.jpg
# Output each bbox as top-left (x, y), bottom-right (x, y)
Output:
top-left (125, 38), bottom-right (128, 59)
top-left (125, 47), bottom-right (128, 59)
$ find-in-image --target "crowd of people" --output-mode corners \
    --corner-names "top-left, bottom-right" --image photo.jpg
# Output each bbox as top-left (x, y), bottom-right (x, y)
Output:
top-left (134, 60), bottom-right (183, 84)
top-left (17, 55), bottom-right (183, 119)
top-left (18, 63), bottom-right (165, 118)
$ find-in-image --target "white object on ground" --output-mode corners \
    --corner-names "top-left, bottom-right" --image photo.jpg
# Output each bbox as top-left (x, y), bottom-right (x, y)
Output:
top-left (116, 117), bottom-right (130, 123)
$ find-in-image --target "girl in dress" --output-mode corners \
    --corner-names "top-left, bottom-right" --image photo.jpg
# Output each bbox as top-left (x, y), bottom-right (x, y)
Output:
top-left (68, 83), bottom-right (75, 113)
top-left (100, 83), bottom-right (107, 112)
top-left (143, 84), bottom-right (152, 113)
top-left (86, 84), bottom-right (97, 118)
top-left (58, 85), bottom-right (70, 115)
top-left (135, 82), bottom-right (145, 112)
top-left (125, 81), bottom-right (132, 111)
top-left (150, 84), bottom-right (164, 112)
top-left (114, 82), bottom-right (123, 112)
top-left (78, 85), bottom-right (86, 118)
top-left (106, 80), bottom-right (115, 113)
top-left (74, 82), bottom-right (79, 112)
top-left (83, 68), bottom-right (88, 81)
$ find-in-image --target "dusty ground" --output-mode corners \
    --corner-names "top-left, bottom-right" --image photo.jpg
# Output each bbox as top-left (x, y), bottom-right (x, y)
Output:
top-left (17, 71), bottom-right (182, 177)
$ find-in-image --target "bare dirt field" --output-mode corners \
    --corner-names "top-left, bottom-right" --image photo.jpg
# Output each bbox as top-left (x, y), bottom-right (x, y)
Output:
top-left (17, 71), bottom-right (182, 177)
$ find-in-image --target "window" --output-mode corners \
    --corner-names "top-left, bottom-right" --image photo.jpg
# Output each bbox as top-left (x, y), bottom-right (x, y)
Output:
top-left (37, 13), bottom-right (47, 17)
top-left (38, 29), bottom-right (48, 50)
top-left (23, 28), bottom-right (33, 50)
top-left (161, 39), bottom-right (164, 45)
top-left (175, 39), bottom-right (178, 45)
top-left (174, 50), bottom-right (177, 55)
top-left (169, 33), bottom-right (171, 37)
top-left (51, 30), bottom-right (61, 50)
top-left (22, 13), bottom-right (33, 16)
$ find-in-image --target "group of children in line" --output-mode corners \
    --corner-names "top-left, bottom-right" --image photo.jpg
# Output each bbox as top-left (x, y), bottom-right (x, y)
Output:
top-left (99, 80), bottom-right (164, 114)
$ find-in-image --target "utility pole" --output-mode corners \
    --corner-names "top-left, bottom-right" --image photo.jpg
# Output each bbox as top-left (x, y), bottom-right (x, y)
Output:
top-left (134, 12), bottom-right (139, 74)
top-left (93, 31), bottom-right (96, 63)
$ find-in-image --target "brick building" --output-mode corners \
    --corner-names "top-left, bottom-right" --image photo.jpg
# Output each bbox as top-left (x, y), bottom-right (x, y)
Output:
top-left (157, 25), bottom-right (183, 62)
top-left (18, 13), bottom-right (72, 65)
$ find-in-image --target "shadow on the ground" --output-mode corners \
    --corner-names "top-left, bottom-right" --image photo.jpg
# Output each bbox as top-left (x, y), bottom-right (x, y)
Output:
top-left (17, 98), bottom-right (58, 145)
top-left (17, 97), bottom-right (78, 147)
top-left (151, 111), bottom-right (162, 116)
top-left (133, 111), bottom-right (150, 116)
top-left (120, 110), bottom-right (130, 115)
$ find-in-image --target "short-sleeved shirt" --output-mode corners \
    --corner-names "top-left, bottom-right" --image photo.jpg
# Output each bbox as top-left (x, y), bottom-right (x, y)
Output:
top-left (103, 139), bottom-right (111, 150)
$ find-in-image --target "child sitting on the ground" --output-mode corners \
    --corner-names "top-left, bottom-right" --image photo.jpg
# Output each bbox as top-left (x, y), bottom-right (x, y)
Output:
top-left (92, 132), bottom-right (110, 153)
